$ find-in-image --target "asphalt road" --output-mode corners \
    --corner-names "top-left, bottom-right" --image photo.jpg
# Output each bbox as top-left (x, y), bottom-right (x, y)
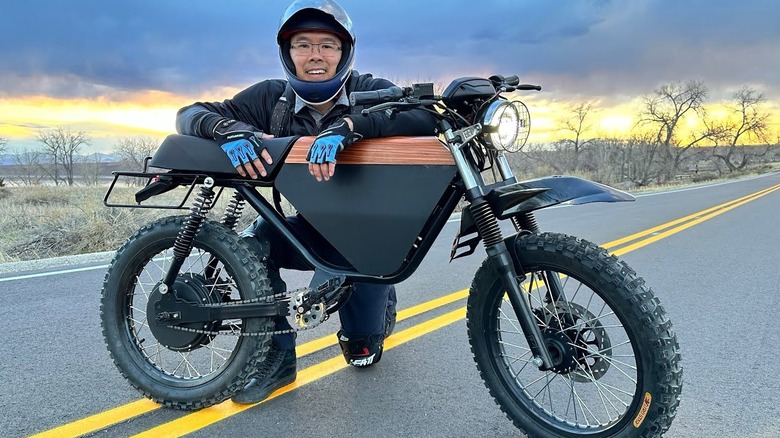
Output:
top-left (1, 172), bottom-right (778, 438)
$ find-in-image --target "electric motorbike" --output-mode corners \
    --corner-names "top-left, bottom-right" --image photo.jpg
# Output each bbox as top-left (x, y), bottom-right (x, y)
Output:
top-left (101, 74), bottom-right (682, 437)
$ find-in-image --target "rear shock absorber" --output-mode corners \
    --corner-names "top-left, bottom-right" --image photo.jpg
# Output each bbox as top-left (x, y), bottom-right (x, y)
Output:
top-left (163, 177), bottom-right (216, 287)
top-left (220, 191), bottom-right (245, 231)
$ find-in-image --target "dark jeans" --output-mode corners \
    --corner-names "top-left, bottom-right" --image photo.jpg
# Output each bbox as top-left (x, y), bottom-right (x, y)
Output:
top-left (242, 215), bottom-right (395, 350)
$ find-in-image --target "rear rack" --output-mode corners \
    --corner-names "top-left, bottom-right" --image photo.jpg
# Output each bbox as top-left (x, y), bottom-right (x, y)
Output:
top-left (103, 170), bottom-right (211, 209)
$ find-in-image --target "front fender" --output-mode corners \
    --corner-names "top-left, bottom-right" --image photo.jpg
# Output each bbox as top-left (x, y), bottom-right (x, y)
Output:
top-left (489, 175), bottom-right (634, 219)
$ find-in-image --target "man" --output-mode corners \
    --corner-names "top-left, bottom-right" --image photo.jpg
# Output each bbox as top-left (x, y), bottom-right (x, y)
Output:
top-left (175, 0), bottom-right (436, 404)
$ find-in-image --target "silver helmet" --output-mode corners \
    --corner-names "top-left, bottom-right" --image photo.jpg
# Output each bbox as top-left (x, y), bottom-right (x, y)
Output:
top-left (277, 0), bottom-right (356, 105)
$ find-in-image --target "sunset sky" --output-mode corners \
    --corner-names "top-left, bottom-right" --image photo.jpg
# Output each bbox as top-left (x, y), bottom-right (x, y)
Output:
top-left (1, 0), bottom-right (778, 153)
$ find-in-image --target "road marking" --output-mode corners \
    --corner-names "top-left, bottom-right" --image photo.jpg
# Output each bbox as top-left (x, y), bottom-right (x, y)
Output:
top-left (132, 308), bottom-right (466, 438)
top-left (28, 182), bottom-right (779, 437)
top-left (0, 264), bottom-right (109, 283)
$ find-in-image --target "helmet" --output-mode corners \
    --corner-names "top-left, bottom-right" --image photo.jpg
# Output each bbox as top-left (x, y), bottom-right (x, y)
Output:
top-left (277, 0), bottom-right (356, 105)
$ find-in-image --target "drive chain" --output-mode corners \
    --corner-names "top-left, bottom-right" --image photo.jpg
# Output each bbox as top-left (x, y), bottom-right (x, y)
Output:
top-left (165, 286), bottom-right (328, 337)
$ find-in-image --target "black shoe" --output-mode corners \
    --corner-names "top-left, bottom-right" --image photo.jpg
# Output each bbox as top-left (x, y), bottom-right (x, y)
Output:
top-left (337, 330), bottom-right (384, 368)
top-left (232, 346), bottom-right (297, 404)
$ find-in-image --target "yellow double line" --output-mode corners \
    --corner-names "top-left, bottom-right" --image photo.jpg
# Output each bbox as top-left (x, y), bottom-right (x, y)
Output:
top-left (31, 182), bottom-right (780, 438)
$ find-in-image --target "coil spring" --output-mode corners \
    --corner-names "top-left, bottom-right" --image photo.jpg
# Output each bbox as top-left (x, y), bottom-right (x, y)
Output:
top-left (470, 201), bottom-right (503, 248)
top-left (173, 184), bottom-right (215, 259)
top-left (221, 192), bottom-right (245, 231)
top-left (513, 212), bottom-right (540, 233)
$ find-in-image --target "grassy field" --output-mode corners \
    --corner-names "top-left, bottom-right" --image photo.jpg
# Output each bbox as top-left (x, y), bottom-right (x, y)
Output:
top-left (0, 165), bottom-right (777, 263)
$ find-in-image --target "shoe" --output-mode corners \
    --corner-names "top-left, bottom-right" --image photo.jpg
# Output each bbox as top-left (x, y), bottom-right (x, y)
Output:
top-left (337, 329), bottom-right (384, 368)
top-left (232, 346), bottom-right (297, 404)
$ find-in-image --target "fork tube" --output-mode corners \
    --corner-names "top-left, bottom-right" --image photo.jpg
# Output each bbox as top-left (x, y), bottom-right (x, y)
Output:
top-left (495, 153), bottom-right (517, 183)
top-left (470, 198), bottom-right (554, 369)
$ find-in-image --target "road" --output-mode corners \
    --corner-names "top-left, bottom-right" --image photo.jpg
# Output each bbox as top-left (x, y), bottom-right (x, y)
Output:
top-left (1, 172), bottom-right (779, 438)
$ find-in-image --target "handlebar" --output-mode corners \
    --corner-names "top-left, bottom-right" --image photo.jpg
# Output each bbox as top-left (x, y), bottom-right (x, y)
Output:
top-left (349, 87), bottom-right (406, 106)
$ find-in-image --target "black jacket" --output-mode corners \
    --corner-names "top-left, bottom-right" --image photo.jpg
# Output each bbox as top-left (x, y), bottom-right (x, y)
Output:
top-left (176, 71), bottom-right (437, 139)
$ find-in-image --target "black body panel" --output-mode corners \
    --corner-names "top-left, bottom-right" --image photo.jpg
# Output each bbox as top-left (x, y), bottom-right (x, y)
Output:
top-left (276, 163), bottom-right (458, 276)
top-left (149, 134), bottom-right (299, 181)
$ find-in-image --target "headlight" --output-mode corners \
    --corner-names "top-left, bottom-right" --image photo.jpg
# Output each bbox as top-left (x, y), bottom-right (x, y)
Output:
top-left (479, 100), bottom-right (531, 152)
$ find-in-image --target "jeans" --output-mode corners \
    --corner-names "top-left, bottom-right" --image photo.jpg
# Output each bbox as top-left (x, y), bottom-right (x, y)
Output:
top-left (241, 214), bottom-right (395, 350)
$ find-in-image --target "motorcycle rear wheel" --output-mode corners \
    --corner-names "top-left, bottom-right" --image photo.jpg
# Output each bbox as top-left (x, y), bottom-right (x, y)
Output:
top-left (101, 215), bottom-right (274, 410)
top-left (467, 232), bottom-right (682, 437)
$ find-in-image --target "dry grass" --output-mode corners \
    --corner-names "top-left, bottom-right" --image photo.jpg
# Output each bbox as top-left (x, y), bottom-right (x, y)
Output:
top-left (1, 164), bottom-right (776, 263)
top-left (0, 183), bottom-right (262, 263)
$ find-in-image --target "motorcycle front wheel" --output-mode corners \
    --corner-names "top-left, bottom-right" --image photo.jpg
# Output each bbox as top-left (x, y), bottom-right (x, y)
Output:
top-left (101, 215), bottom-right (274, 410)
top-left (467, 232), bottom-right (682, 437)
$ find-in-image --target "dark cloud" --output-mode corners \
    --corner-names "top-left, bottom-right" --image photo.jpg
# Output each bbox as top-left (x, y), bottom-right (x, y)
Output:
top-left (0, 0), bottom-right (778, 102)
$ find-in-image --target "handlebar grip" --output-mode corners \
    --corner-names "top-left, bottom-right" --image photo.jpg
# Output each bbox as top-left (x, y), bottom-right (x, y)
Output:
top-left (349, 87), bottom-right (405, 106)
top-left (517, 84), bottom-right (542, 91)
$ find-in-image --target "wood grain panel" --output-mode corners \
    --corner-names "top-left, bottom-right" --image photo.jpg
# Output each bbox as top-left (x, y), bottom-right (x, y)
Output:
top-left (285, 136), bottom-right (455, 165)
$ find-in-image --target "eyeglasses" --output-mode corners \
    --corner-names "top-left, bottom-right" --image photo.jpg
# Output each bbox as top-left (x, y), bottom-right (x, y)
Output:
top-left (290, 42), bottom-right (342, 57)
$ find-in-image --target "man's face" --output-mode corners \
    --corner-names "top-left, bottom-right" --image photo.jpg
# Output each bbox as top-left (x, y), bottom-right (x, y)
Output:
top-left (289, 31), bottom-right (343, 82)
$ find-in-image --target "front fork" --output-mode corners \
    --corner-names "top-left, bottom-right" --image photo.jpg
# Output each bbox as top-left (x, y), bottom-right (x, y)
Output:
top-left (443, 122), bottom-right (553, 369)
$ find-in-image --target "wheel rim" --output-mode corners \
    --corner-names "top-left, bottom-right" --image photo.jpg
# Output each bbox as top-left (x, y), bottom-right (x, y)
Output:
top-left (492, 269), bottom-right (640, 432)
top-left (123, 246), bottom-right (246, 384)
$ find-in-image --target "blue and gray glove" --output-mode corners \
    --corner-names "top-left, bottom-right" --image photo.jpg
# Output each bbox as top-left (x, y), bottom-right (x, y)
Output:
top-left (213, 119), bottom-right (265, 177)
top-left (306, 119), bottom-right (363, 164)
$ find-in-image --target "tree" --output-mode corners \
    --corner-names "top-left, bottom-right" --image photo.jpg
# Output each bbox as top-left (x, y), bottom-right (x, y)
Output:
top-left (116, 136), bottom-right (159, 170)
top-left (0, 137), bottom-right (7, 188)
top-left (11, 148), bottom-right (44, 185)
top-left (639, 80), bottom-right (715, 180)
top-left (36, 127), bottom-right (91, 186)
top-left (711, 86), bottom-right (770, 172)
top-left (557, 102), bottom-right (595, 172)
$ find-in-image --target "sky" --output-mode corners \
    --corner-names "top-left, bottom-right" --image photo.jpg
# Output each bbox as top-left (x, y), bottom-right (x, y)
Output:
top-left (1, 0), bottom-right (779, 152)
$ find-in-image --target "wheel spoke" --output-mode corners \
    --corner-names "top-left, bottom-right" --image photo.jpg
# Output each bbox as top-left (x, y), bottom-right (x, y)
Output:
top-left (489, 262), bottom-right (641, 432)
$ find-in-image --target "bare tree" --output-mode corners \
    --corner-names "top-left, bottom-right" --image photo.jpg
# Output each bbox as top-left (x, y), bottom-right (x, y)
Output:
top-left (0, 137), bottom-right (7, 188)
top-left (711, 86), bottom-right (770, 172)
top-left (80, 153), bottom-right (105, 186)
top-left (11, 148), bottom-right (44, 185)
top-left (116, 136), bottom-right (160, 170)
top-left (557, 102), bottom-right (595, 172)
top-left (639, 80), bottom-right (715, 180)
top-left (36, 127), bottom-right (91, 186)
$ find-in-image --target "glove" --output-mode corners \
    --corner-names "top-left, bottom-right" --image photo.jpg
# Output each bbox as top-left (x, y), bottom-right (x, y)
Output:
top-left (213, 119), bottom-right (263, 171)
top-left (306, 119), bottom-right (362, 164)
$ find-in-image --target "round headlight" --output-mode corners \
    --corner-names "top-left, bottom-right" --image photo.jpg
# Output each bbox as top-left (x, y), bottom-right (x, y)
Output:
top-left (480, 100), bottom-right (531, 152)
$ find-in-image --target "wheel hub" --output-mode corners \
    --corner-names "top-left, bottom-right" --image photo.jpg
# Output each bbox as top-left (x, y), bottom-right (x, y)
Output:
top-left (146, 274), bottom-right (222, 351)
top-left (542, 327), bottom-right (579, 374)
top-left (536, 301), bottom-right (613, 380)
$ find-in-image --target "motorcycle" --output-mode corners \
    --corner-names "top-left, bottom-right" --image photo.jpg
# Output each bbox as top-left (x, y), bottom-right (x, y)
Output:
top-left (101, 74), bottom-right (682, 437)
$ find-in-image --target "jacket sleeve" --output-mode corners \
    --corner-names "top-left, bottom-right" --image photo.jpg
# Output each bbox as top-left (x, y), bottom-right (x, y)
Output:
top-left (175, 80), bottom-right (285, 139)
top-left (348, 76), bottom-right (437, 139)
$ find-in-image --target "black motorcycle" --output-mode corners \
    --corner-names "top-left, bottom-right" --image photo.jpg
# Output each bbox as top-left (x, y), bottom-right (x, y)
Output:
top-left (101, 75), bottom-right (682, 437)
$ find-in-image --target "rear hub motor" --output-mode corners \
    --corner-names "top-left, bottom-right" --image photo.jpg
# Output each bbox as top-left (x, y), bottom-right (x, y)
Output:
top-left (147, 274), bottom-right (223, 352)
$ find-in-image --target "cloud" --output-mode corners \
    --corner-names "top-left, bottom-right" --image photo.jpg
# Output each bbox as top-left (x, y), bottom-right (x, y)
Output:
top-left (0, 0), bottom-right (778, 105)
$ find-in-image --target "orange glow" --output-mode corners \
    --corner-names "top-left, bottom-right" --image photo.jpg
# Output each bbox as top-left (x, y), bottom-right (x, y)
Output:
top-left (1, 89), bottom-right (778, 152)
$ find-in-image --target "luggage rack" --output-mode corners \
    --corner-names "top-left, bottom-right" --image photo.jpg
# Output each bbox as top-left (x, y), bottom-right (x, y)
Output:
top-left (103, 170), bottom-right (218, 209)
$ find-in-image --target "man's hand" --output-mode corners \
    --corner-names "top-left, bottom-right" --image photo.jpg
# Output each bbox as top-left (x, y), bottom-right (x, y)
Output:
top-left (306, 118), bottom-right (361, 181)
top-left (213, 119), bottom-right (274, 179)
